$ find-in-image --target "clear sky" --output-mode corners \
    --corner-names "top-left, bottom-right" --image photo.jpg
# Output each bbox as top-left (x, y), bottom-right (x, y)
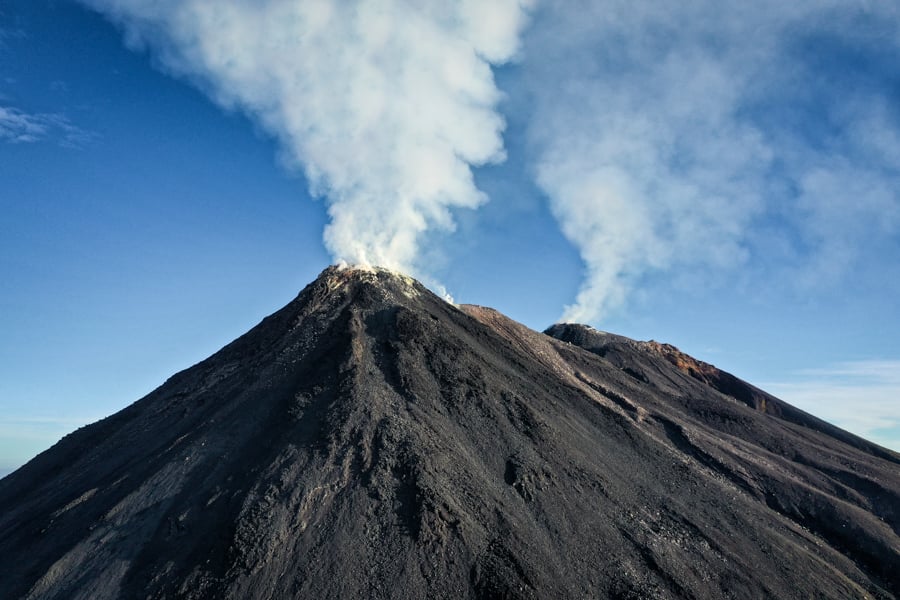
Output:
top-left (2, 0), bottom-right (899, 476)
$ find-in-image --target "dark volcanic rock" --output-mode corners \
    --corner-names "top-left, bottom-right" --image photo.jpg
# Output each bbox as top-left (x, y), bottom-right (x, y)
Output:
top-left (1, 266), bottom-right (898, 600)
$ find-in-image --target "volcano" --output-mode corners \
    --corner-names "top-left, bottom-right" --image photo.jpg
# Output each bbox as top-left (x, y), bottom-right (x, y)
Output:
top-left (1, 266), bottom-right (898, 599)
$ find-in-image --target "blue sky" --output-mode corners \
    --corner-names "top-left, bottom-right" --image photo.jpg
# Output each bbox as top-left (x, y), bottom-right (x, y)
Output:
top-left (1, 0), bottom-right (899, 475)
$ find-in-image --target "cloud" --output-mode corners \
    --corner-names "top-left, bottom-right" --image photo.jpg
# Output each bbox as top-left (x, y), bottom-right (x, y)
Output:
top-left (0, 105), bottom-right (58, 143)
top-left (521, 1), bottom-right (900, 322)
top-left (0, 105), bottom-right (94, 147)
top-left (78, 0), bottom-right (532, 275)
top-left (764, 360), bottom-right (900, 452)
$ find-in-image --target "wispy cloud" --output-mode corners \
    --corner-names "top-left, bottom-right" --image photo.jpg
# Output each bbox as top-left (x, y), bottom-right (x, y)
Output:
top-left (0, 105), bottom-right (55, 143)
top-left (764, 360), bottom-right (900, 452)
top-left (522, 1), bottom-right (900, 322)
top-left (0, 105), bottom-right (95, 147)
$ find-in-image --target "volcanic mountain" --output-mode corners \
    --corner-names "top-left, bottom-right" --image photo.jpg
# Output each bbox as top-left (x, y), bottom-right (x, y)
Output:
top-left (1, 266), bottom-right (898, 599)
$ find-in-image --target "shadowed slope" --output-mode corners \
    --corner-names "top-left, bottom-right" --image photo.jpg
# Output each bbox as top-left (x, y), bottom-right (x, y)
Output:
top-left (1, 267), bottom-right (898, 599)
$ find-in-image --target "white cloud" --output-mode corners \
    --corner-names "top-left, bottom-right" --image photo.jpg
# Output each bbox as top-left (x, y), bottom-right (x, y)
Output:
top-left (0, 105), bottom-right (56, 143)
top-left (0, 105), bottom-right (94, 147)
top-left (79, 0), bottom-right (532, 276)
top-left (522, 0), bottom-right (900, 322)
top-left (764, 360), bottom-right (900, 452)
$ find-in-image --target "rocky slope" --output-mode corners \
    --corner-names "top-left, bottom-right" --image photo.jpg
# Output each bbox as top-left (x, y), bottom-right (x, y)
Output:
top-left (1, 266), bottom-right (898, 599)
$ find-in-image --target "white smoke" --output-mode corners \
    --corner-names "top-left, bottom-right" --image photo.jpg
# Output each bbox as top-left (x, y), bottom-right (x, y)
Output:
top-left (79, 0), bottom-right (532, 274)
top-left (73, 0), bottom-right (900, 323)
top-left (523, 0), bottom-right (900, 323)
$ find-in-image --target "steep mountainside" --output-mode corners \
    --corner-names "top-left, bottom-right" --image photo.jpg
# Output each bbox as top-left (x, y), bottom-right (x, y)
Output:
top-left (1, 266), bottom-right (898, 599)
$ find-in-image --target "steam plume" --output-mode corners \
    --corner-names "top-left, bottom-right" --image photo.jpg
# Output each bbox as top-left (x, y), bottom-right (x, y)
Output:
top-left (79, 0), bottom-right (531, 274)
top-left (524, 0), bottom-right (900, 322)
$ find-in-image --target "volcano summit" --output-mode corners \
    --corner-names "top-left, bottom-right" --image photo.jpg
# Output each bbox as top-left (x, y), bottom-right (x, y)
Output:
top-left (1, 266), bottom-right (898, 599)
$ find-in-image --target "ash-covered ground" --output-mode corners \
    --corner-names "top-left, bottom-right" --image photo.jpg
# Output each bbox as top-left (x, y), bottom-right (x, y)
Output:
top-left (1, 266), bottom-right (898, 599)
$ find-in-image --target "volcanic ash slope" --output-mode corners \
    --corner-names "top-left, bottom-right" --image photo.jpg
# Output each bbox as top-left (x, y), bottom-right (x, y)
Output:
top-left (1, 266), bottom-right (898, 599)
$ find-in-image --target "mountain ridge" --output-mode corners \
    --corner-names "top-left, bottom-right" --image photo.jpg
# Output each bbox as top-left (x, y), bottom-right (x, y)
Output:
top-left (1, 265), bottom-right (898, 599)
top-left (544, 321), bottom-right (898, 462)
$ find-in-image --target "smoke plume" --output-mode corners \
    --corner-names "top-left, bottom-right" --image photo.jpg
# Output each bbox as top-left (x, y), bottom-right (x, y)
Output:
top-left (523, 0), bottom-right (900, 322)
top-left (80, 0), bottom-right (531, 274)
top-left (77, 0), bottom-right (900, 324)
